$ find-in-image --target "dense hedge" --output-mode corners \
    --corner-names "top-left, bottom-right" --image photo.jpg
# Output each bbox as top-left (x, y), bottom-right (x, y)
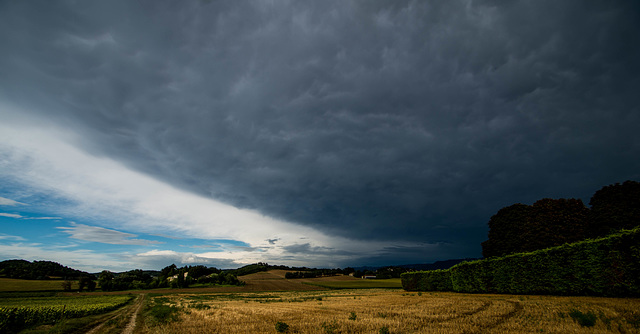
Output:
top-left (401, 269), bottom-right (452, 291)
top-left (402, 227), bottom-right (640, 296)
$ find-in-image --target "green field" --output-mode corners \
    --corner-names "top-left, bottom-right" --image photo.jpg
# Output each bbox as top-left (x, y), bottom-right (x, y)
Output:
top-left (0, 278), bottom-right (78, 292)
top-left (0, 295), bottom-right (133, 333)
top-left (304, 278), bottom-right (402, 289)
top-left (0, 295), bottom-right (132, 308)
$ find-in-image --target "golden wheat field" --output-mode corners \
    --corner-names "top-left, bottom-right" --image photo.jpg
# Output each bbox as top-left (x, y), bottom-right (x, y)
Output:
top-left (138, 289), bottom-right (640, 334)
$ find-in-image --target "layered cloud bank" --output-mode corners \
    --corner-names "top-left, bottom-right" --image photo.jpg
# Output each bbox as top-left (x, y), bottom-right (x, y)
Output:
top-left (0, 120), bottom-right (440, 271)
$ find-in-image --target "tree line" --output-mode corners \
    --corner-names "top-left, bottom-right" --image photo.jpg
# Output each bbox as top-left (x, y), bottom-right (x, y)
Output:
top-left (482, 180), bottom-right (640, 258)
top-left (0, 260), bottom-right (90, 280)
top-left (97, 264), bottom-right (243, 291)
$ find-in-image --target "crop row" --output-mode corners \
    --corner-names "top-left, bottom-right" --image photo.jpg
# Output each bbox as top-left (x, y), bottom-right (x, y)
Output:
top-left (0, 295), bottom-right (132, 333)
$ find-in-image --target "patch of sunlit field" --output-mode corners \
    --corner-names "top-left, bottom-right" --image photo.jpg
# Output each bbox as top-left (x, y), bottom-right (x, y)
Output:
top-left (302, 278), bottom-right (402, 289)
top-left (0, 277), bottom-right (78, 292)
top-left (139, 289), bottom-right (640, 333)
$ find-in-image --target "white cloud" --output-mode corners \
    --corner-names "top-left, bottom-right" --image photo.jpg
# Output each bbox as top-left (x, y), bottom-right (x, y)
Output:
top-left (0, 242), bottom-right (136, 272)
top-left (0, 233), bottom-right (26, 241)
top-left (0, 213), bottom-right (60, 220)
top-left (0, 213), bottom-right (23, 219)
top-left (136, 249), bottom-right (239, 268)
top-left (0, 106), bottom-right (422, 267)
top-left (56, 222), bottom-right (162, 245)
top-left (0, 196), bottom-right (26, 206)
top-left (0, 114), bottom-right (327, 246)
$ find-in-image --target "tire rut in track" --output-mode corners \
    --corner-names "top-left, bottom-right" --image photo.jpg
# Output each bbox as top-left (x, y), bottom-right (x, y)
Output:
top-left (412, 300), bottom-right (493, 325)
top-left (487, 300), bottom-right (523, 328)
top-left (461, 299), bottom-right (523, 334)
top-left (120, 294), bottom-right (145, 334)
top-left (85, 294), bottom-right (144, 334)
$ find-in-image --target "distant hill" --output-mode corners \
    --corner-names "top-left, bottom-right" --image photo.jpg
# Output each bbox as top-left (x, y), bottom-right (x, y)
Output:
top-left (0, 259), bottom-right (91, 280)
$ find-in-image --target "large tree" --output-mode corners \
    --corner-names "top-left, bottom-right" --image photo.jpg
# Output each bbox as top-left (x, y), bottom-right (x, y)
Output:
top-left (481, 203), bottom-right (532, 258)
top-left (98, 270), bottom-right (114, 292)
top-left (527, 198), bottom-right (590, 251)
top-left (589, 180), bottom-right (640, 237)
top-left (482, 198), bottom-right (589, 258)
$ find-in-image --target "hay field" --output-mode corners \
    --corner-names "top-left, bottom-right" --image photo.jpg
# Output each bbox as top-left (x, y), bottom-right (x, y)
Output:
top-left (139, 289), bottom-right (640, 333)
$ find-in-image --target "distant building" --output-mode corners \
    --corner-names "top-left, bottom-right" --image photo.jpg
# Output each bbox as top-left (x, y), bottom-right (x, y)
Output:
top-left (168, 272), bottom-right (188, 282)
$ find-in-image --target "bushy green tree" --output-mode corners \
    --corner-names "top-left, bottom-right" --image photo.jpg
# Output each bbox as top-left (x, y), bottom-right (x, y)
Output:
top-left (481, 204), bottom-right (532, 257)
top-left (87, 279), bottom-right (97, 291)
top-left (78, 276), bottom-right (95, 292)
top-left (98, 270), bottom-right (114, 291)
top-left (482, 199), bottom-right (589, 257)
top-left (161, 264), bottom-right (177, 277)
top-left (527, 198), bottom-right (590, 251)
top-left (176, 270), bottom-right (187, 288)
top-left (589, 180), bottom-right (640, 236)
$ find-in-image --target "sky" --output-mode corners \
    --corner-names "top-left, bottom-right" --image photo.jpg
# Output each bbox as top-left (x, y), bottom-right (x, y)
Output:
top-left (1, 1), bottom-right (639, 273)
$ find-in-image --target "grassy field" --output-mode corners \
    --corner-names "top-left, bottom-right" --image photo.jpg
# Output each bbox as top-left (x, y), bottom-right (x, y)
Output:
top-left (0, 278), bottom-right (78, 292)
top-left (302, 278), bottom-right (402, 289)
top-left (138, 289), bottom-right (640, 333)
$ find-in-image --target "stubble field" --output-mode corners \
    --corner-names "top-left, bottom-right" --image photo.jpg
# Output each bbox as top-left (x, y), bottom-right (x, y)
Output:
top-left (140, 289), bottom-right (640, 333)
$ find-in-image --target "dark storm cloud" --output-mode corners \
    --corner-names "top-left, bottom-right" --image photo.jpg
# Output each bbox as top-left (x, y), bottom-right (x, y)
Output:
top-left (1, 1), bottom-right (639, 262)
top-left (282, 243), bottom-right (345, 255)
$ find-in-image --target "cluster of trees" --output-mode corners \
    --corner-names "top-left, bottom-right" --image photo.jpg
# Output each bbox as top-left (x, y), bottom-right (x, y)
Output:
top-left (226, 262), bottom-right (270, 277)
top-left (373, 267), bottom-right (408, 279)
top-left (482, 180), bottom-right (640, 258)
top-left (97, 264), bottom-right (243, 291)
top-left (283, 267), bottom-right (418, 279)
top-left (0, 260), bottom-right (90, 280)
top-left (225, 262), bottom-right (354, 278)
top-left (97, 269), bottom-right (154, 291)
top-left (61, 276), bottom-right (97, 292)
top-left (350, 267), bottom-right (425, 279)
top-left (284, 267), bottom-right (356, 279)
top-left (285, 271), bottom-right (321, 279)
top-left (158, 264), bottom-right (242, 288)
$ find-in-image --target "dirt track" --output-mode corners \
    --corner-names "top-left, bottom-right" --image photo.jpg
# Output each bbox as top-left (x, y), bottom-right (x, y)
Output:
top-left (85, 294), bottom-right (145, 334)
